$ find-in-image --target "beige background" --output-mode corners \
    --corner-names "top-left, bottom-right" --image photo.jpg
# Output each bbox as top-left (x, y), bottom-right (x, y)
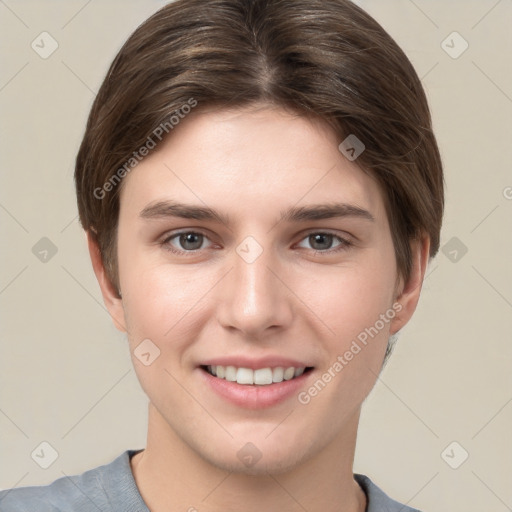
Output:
top-left (1, 1), bottom-right (511, 510)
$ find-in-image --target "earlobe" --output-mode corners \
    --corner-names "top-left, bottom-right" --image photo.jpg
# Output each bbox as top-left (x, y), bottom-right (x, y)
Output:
top-left (389, 234), bottom-right (430, 335)
top-left (85, 230), bottom-right (127, 333)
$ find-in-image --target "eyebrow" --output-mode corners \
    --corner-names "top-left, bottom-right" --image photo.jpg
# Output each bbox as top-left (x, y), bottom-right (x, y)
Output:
top-left (139, 200), bottom-right (375, 225)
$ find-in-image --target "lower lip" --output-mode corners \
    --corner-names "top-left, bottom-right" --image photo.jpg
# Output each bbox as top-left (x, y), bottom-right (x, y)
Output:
top-left (199, 368), bottom-right (312, 409)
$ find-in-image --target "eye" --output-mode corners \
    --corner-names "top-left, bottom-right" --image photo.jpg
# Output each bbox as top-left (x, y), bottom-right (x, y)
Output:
top-left (296, 232), bottom-right (352, 253)
top-left (160, 230), bottom-right (352, 256)
top-left (162, 231), bottom-right (211, 254)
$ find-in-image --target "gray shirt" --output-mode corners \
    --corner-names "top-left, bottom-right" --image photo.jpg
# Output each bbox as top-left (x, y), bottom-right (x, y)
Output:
top-left (0, 451), bottom-right (422, 511)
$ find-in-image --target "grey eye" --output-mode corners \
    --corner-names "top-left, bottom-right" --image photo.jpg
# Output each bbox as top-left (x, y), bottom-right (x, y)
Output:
top-left (176, 232), bottom-right (204, 251)
top-left (308, 233), bottom-right (335, 251)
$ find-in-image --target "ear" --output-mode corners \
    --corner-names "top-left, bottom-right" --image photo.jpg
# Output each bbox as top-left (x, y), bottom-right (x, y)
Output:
top-left (86, 230), bottom-right (127, 333)
top-left (389, 234), bottom-right (430, 335)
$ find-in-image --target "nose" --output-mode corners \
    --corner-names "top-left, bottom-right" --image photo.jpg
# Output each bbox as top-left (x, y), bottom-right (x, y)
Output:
top-left (215, 240), bottom-right (293, 339)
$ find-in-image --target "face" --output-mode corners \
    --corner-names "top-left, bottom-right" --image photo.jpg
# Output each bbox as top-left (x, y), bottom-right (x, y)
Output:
top-left (93, 104), bottom-right (425, 475)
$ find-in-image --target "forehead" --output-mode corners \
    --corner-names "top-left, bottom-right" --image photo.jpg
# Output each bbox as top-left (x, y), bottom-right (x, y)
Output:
top-left (118, 105), bottom-right (387, 227)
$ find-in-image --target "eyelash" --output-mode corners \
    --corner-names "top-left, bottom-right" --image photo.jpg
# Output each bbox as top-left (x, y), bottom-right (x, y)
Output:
top-left (160, 230), bottom-right (353, 256)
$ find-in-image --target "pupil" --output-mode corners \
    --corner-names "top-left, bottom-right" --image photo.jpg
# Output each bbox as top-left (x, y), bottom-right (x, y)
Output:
top-left (311, 234), bottom-right (331, 250)
top-left (181, 233), bottom-right (202, 250)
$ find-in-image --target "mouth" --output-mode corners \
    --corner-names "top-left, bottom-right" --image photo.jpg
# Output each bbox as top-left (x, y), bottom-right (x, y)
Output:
top-left (200, 365), bottom-right (314, 385)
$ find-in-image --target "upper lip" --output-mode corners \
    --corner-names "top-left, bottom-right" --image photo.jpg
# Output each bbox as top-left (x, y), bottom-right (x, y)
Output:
top-left (199, 356), bottom-right (313, 370)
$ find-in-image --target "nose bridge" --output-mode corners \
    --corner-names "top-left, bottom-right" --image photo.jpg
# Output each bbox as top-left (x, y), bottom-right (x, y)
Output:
top-left (217, 237), bottom-right (292, 336)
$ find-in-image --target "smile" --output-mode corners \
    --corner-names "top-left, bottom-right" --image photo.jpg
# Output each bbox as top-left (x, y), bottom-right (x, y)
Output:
top-left (203, 365), bottom-right (313, 385)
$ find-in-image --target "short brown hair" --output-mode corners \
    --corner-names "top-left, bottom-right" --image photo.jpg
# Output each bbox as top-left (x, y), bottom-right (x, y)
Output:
top-left (75, 0), bottom-right (444, 293)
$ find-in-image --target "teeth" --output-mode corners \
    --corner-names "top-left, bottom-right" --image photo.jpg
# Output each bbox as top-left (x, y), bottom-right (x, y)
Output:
top-left (236, 367), bottom-right (254, 385)
top-left (272, 367), bottom-right (284, 382)
top-left (254, 368), bottom-right (273, 385)
top-left (205, 365), bottom-right (307, 385)
top-left (225, 365), bottom-right (237, 382)
top-left (283, 367), bottom-right (295, 380)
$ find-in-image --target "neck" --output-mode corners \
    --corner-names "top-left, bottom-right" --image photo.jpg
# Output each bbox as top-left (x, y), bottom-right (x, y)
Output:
top-left (131, 404), bottom-right (366, 512)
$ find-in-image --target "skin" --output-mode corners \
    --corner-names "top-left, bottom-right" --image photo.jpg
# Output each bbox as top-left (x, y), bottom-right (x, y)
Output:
top-left (88, 103), bottom-right (430, 512)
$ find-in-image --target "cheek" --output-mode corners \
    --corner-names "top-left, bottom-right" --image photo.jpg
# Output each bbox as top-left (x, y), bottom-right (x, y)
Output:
top-left (299, 251), bottom-right (398, 396)
top-left (297, 265), bottom-right (397, 414)
top-left (118, 233), bottom-right (193, 329)
top-left (119, 267), bottom-right (199, 398)
top-left (302, 256), bottom-right (396, 340)
top-left (121, 264), bottom-right (205, 339)
top-left (118, 249), bottom-right (223, 376)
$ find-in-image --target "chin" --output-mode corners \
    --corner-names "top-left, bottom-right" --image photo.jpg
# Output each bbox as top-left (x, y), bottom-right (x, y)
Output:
top-left (199, 437), bottom-right (315, 477)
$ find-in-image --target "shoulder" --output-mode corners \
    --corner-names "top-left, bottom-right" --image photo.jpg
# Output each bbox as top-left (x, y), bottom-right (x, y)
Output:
top-left (354, 473), bottom-right (423, 512)
top-left (0, 451), bottom-right (147, 512)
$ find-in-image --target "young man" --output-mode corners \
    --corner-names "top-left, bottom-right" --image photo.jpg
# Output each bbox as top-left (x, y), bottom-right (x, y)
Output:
top-left (0, 0), bottom-right (443, 510)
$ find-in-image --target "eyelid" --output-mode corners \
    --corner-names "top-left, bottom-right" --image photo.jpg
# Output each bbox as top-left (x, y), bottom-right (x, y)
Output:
top-left (298, 228), bottom-right (353, 240)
